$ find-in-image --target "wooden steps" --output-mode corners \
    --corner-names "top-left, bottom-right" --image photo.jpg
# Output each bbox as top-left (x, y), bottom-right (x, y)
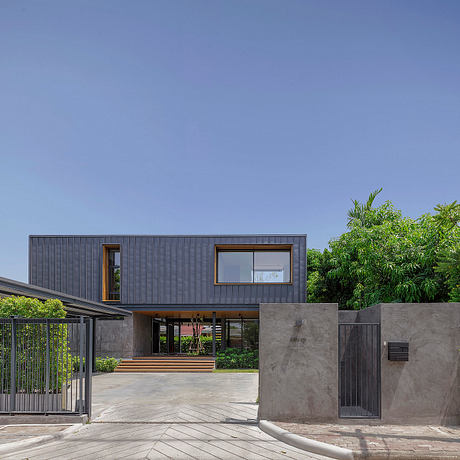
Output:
top-left (115, 356), bottom-right (215, 373)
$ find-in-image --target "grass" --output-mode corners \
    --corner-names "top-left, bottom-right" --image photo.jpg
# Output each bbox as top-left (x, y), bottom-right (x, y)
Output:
top-left (213, 369), bottom-right (259, 373)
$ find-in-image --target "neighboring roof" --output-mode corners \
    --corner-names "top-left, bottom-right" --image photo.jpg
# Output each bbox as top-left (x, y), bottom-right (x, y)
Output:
top-left (29, 233), bottom-right (307, 238)
top-left (0, 277), bottom-right (131, 318)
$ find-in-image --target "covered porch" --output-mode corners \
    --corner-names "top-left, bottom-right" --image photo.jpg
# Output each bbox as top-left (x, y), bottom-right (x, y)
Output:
top-left (133, 309), bottom-right (259, 358)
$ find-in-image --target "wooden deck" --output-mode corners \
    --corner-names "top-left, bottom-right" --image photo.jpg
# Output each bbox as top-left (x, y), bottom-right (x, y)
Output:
top-left (115, 356), bottom-right (215, 373)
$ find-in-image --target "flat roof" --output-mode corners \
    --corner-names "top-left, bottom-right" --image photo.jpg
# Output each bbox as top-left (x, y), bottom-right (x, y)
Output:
top-left (0, 277), bottom-right (131, 318)
top-left (29, 233), bottom-right (307, 238)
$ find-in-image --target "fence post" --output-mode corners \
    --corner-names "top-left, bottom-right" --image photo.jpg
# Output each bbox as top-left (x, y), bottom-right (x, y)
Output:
top-left (79, 316), bottom-right (84, 415)
top-left (45, 319), bottom-right (50, 414)
top-left (85, 318), bottom-right (93, 418)
top-left (10, 317), bottom-right (16, 413)
top-left (92, 318), bottom-right (97, 373)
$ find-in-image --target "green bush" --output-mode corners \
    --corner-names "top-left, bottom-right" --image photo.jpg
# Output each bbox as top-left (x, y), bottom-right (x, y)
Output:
top-left (0, 296), bottom-right (66, 318)
top-left (96, 357), bottom-right (120, 372)
top-left (0, 296), bottom-right (70, 392)
top-left (215, 348), bottom-right (258, 369)
top-left (72, 356), bottom-right (120, 373)
top-left (159, 336), bottom-right (219, 355)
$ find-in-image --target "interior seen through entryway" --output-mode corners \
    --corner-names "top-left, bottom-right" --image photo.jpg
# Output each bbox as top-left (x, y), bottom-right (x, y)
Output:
top-left (151, 317), bottom-right (259, 355)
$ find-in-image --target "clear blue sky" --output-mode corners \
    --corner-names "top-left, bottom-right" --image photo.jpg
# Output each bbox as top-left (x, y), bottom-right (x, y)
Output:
top-left (1, 0), bottom-right (459, 282)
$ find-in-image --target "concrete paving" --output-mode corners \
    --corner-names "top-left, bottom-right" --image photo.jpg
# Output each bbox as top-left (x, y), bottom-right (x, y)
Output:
top-left (0, 424), bottom-right (70, 448)
top-left (3, 373), bottom-right (331, 459)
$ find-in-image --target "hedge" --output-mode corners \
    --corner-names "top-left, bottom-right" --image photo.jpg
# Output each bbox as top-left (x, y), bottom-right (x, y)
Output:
top-left (215, 348), bottom-right (258, 369)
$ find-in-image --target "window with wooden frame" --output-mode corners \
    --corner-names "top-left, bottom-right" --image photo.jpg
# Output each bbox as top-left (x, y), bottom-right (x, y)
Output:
top-left (214, 245), bottom-right (292, 285)
top-left (102, 245), bottom-right (121, 301)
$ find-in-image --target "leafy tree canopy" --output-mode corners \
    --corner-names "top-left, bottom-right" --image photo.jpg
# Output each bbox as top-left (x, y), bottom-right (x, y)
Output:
top-left (308, 191), bottom-right (460, 309)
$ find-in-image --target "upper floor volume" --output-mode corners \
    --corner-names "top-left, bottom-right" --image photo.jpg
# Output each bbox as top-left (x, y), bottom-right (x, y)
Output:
top-left (29, 234), bottom-right (307, 307)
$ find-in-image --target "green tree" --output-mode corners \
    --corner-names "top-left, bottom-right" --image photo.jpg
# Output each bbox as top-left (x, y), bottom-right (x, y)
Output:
top-left (433, 201), bottom-right (460, 301)
top-left (307, 191), bottom-right (459, 309)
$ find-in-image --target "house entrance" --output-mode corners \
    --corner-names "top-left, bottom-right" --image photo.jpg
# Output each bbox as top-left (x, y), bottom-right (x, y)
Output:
top-left (338, 323), bottom-right (381, 418)
top-left (150, 317), bottom-right (259, 356)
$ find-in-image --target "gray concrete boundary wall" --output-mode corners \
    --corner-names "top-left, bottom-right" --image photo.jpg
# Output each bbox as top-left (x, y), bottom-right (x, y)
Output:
top-left (260, 302), bottom-right (459, 425)
top-left (259, 303), bottom-right (339, 422)
top-left (338, 306), bottom-right (380, 324)
top-left (378, 303), bottom-right (460, 425)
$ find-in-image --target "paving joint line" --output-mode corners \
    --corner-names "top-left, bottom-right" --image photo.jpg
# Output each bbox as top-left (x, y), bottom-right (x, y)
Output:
top-left (91, 420), bottom-right (259, 425)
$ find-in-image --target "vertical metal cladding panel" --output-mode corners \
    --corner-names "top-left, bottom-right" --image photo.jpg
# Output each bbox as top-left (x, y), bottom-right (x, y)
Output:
top-left (202, 238), bottom-right (210, 305)
top-left (166, 238), bottom-right (173, 304)
top-left (140, 237), bottom-right (146, 305)
top-left (29, 234), bottom-right (307, 305)
top-left (152, 237), bottom-right (159, 304)
top-left (141, 237), bottom-right (147, 304)
top-left (43, 238), bottom-right (49, 291)
top-left (135, 237), bottom-right (142, 304)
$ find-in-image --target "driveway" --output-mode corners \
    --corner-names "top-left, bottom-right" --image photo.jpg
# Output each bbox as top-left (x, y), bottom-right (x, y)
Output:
top-left (5, 373), bottom-right (330, 459)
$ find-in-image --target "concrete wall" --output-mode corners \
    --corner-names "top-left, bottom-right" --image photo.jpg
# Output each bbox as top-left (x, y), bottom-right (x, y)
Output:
top-left (259, 303), bottom-right (339, 422)
top-left (338, 306), bottom-right (380, 324)
top-left (95, 313), bottom-right (152, 359)
top-left (260, 302), bottom-right (459, 425)
top-left (133, 313), bottom-right (153, 357)
top-left (379, 303), bottom-right (460, 425)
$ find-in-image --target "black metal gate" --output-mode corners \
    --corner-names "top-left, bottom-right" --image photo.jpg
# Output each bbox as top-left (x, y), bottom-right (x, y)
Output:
top-left (339, 323), bottom-right (380, 418)
top-left (0, 317), bottom-right (93, 416)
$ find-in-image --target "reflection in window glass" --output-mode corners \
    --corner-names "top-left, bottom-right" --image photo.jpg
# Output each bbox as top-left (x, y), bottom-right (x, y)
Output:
top-left (243, 319), bottom-right (259, 350)
top-left (227, 321), bottom-right (242, 348)
top-left (254, 251), bottom-right (290, 283)
top-left (108, 249), bottom-right (120, 300)
top-left (217, 252), bottom-right (253, 283)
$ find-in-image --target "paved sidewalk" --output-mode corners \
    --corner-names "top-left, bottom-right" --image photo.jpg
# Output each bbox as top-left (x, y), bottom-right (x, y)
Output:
top-left (274, 422), bottom-right (460, 459)
top-left (0, 424), bottom-right (70, 447)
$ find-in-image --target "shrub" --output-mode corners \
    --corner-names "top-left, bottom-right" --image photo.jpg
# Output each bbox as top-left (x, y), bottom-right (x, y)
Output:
top-left (159, 336), bottom-right (219, 355)
top-left (215, 348), bottom-right (258, 369)
top-left (72, 356), bottom-right (120, 373)
top-left (96, 357), bottom-right (120, 372)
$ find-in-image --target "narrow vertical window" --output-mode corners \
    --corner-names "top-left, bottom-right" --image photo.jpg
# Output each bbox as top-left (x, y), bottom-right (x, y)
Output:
top-left (103, 245), bottom-right (120, 301)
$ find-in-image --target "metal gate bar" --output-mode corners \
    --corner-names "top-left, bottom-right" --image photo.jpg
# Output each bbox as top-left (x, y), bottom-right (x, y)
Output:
top-left (0, 317), bottom-right (92, 415)
top-left (339, 323), bottom-right (381, 418)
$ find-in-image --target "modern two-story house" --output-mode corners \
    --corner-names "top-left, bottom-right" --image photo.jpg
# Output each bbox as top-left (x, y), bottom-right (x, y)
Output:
top-left (29, 234), bottom-right (306, 358)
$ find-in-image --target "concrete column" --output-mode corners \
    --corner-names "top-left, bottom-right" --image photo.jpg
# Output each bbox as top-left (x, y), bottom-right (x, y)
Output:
top-left (212, 312), bottom-right (216, 357)
top-left (178, 322), bottom-right (182, 353)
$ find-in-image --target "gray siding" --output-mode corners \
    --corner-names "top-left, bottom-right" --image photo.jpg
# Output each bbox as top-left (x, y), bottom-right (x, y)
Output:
top-left (29, 235), bottom-right (306, 305)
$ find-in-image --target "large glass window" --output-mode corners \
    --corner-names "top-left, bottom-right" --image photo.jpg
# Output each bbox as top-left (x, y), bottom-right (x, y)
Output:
top-left (217, 251), bottom-right (253, 283)
top-left (216, 248), bottom-right (291, 284)
top-left (103, 245), bottom-right (120, 300)
top-left (254, 251), bottom-right (291, 283)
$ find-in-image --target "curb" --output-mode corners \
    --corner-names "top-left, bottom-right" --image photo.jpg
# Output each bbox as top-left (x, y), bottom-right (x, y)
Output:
top-left (0, 423), bottom-right (83, 456)
top-left (259, 420), bottom-right (354, 460)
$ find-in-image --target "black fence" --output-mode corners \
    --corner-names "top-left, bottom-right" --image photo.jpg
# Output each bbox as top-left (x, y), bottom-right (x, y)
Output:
top-left (0, 317), bottom-right (93, 416)
top-left (339, 323), bottom-right (381, 418)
